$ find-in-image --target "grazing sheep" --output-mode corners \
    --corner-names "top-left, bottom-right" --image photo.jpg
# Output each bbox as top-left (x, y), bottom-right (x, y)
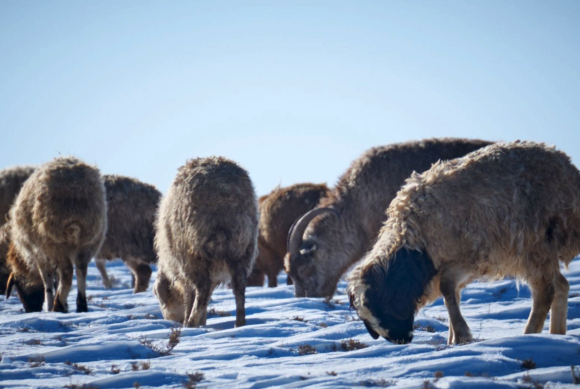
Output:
top-left (348, 141), bottom-right (580, 345)
top-left (2, 224), bottom-right (45, 312)
top-left (7, 157), bottom-right (107, 313)
top-left (154, 156), bottom-right (258, 327)
top-left (0, 165), bottom-right (35, 227)
top-left (247, 183), bottom-right (331, 287)
top-left (96, 175), bottom-right (161, 292)
top-left (285, 138), bottom-right (492, 297)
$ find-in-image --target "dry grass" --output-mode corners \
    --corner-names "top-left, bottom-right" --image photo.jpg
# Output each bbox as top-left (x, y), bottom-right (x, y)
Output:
top-left (138, 327), bottom-right (182, 356)
top-left (28, 356), bottom-right (45, 368)
top-left (64, 361), bottom-right (93, 375)
top-left (208, 308), bottom-right (231, 317)
top-left (414, 323), bottom-right (436, 333)
top-left (183, 371), bottom-right (205, 389)
top-left (521, 358), bottom-right (537, 370)
top-left (298, 344), bottom-right (317, 355)
top-left (521, 372), bottom-right (544, 388)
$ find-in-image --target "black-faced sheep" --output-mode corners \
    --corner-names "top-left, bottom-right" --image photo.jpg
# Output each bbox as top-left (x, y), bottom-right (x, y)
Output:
top-left (0, 165), bottom-right (36, 228)
top-left (348, 141), bottom-right (580, 345)
top-left (7, 157), bottom-right (107, 313)
top-left (95, 175), bottom-right (161, 292)
top-left (154, 156), bottom-right (258, 327)
top-left (285, 138), bottom-right (492, 297)
top-left (247, 183), bottom-right (331, 288)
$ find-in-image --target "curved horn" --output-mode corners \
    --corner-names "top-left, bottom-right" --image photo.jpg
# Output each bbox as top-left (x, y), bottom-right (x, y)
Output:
top-left (287, 207), bottom-right (340, 257)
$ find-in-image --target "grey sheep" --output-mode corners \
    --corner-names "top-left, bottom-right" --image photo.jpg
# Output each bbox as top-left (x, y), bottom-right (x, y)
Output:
top-left (348, 141), bottom-right (580, 344)
top-left (7, 157), bottom-right (107, 312)
top-left (286, 138), bottom-right (492, 297)
top-left (154, 156), bottom-right (258, 327)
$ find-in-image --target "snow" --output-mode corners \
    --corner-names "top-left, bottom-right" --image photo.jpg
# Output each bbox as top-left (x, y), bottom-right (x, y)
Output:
top-left (2, 259), bottom-right (580, 388)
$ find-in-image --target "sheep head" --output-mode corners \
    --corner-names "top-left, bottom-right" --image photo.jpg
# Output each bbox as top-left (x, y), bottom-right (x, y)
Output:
top-left (6, 272), bottom-right (45, 312)
top-left (285, 207), bottom-right (344, 297)
top-left (154, 273), bottom-right (186, 323)
top-left (348, 248), bottom-right (436, 344)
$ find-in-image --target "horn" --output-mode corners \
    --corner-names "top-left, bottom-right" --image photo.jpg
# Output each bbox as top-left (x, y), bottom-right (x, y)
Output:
top-left (6, 273), bottom-right (15, 299)
top-left (286, 207), bottom-right (340, 257)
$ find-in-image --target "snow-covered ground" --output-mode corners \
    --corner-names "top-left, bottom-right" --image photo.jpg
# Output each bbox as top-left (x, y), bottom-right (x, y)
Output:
top-left (2, 259), bottom-right (580, 389)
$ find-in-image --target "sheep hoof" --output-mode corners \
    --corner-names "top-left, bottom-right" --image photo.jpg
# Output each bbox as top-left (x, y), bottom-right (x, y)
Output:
top-left (235, 318), bottom-right (246, 327)
top-left (76, 293), bottom-right (88, 313)
top-left (53, 299), bottom-right (68, 313)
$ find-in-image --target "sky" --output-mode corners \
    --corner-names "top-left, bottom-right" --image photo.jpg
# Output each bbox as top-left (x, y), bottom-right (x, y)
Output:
top-left (1, 1), bottom-right (579, 196)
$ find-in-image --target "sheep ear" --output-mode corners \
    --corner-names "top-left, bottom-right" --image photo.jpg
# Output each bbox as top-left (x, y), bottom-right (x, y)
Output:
top-left (6, 273), bottom-right (15, 299)
top-left (154, 276), bottom-right (169, 302)
top-left (363, 320), bottom-right (380, 339)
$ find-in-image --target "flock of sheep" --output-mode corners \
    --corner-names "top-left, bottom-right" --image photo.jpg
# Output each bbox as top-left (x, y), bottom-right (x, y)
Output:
top-left (1, 138), bottom-right (579, 347)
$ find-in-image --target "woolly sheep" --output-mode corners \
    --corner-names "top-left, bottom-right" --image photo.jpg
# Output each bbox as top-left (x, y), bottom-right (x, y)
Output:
top-left (154, 156), bottom-right (258, 327)
top-left (95, 175), bottom-right (161, 292)
top-left (348, 141), bottom-right (580, 344)
top-left (7, 157), bottom-right (107, 312)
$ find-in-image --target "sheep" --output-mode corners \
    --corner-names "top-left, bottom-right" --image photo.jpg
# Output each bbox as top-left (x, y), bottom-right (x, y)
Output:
top-left (285, 138), bottom-right (492, 297)
top-left (0, 165), bottom-right (36, 227)
top-left (348, 141), bottom-right (580, 345)
top-left (95, 175), bottom-right (161, 292)
top-left (7, 156), bottom-right (107, 313)
top-left (247, 183), bottom-right (331, 287)
top-left (154, 156), bottom-right (258, 327)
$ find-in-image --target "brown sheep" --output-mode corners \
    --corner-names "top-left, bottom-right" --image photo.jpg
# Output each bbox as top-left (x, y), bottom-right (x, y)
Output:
top-left (95, 175), bottom-right (161, 292)
top-left (285, 138), bottom-right (492, 297)
top-left (247, 183), bottom-right (331, 288)
top-left (348, 141), bottom-right (580, 345)
top-left (0, 166), bottom-right (36, 228)
top-left (154, 156), bottom-right (258, 327)
top-left (7, 157), bottom-right (107, 313)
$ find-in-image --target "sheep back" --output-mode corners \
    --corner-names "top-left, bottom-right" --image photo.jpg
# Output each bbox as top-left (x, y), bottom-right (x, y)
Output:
top-left (0, 166), bottom-right (35, 227)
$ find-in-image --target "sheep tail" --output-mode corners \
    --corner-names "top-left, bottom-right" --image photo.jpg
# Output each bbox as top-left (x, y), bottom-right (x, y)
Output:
top-left (64, 222), bottom-right (81, 245)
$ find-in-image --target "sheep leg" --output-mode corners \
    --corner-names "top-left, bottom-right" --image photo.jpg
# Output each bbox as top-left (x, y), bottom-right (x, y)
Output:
top-left (231, 270), bottom-right (247, 327)
top-left (266, 267), bottom-right (279, 288)
top-left (186, 283), bottom-right (211, 328)
top-left (53, 260), bottom-right (74, 313)
top-left (440, 278), bottom-right (472, 344)
top-left (124, 257), bottom-right (152, 293)
top-left (37, 264), bottom-right (55, 312)
top-left (247, 267), bottom-right (265, 287)
top-left (75, 261), bottom-right (89, 313)
top-left (550, 272), bottom-right (569, 335)
top-left (95, 258), bottom-right (112, 289)
top-left (524, 276), bottom-right (555, 334)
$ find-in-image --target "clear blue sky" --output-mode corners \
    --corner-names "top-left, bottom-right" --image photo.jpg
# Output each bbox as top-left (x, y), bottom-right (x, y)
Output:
top-left (1, 1), bottom-right (579, 196)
